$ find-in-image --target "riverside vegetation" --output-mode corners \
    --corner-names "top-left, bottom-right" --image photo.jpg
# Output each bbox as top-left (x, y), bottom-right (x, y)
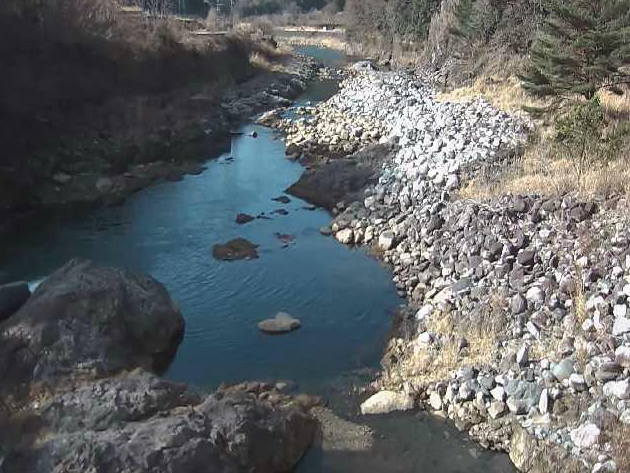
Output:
top-left (0, 0), bottom-right (320, 236)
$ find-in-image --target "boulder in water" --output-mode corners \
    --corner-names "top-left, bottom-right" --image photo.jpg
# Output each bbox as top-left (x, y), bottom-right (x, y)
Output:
top-left (212, 238), bottom-right (259, 261)
top-left (0, 259), bottom-right (185, 388)
top-left (236, 213), bottom-right (255, 224)
top-left (258, 312), bottom-right (301, 334)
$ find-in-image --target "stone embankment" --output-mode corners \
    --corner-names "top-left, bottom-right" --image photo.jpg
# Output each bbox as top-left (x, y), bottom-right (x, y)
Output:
top-left (0, 260), bottom-right (317, 472)
top-left (274, 68), bottom-right (630, 472)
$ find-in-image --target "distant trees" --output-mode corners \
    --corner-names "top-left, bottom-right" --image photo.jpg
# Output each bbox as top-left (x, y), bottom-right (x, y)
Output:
top-left (519, 0), bottom-right (630, 108)
top-left (346, 0), bottom-right (442, 43)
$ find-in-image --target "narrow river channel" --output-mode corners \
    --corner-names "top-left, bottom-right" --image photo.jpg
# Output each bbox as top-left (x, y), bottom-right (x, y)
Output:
top-left (0, 46), bottom-right (515, 473)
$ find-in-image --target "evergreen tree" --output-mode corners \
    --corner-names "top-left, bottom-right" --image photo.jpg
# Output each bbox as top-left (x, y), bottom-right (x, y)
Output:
top-left (519, 0), bottom-right (630, 110)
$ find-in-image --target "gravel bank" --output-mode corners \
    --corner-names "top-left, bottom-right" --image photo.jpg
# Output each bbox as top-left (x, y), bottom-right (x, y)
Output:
top-left (274, 67), bottom-right (630, 473)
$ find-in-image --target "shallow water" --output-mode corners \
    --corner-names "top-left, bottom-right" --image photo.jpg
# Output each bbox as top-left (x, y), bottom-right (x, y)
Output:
top-left (0, 46), bottom-right (515, 473)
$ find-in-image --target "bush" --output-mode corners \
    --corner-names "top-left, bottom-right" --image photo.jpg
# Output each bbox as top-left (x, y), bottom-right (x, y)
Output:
top-left (554, 98), bottom-right (628, 186)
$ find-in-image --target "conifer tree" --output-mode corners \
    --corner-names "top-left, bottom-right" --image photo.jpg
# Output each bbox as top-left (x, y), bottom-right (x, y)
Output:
top-left (519, 0), bottom-right (630, 110)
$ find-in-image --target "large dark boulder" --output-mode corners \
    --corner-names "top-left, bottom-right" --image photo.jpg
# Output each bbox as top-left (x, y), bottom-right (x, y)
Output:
top-left (0, 259), bottom-right (184, 389)
top-left (0, 281), bottom-right (30, 322)
top-left (286, 143), bottom-right (395, 211)
top-left (3, 371), bottom-right (317, 473)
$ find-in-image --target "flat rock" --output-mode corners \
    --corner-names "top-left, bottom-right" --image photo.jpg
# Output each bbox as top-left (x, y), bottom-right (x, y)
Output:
top-left (258, 312), bottom-right (301, 334)
top-left (360, 390), bottom-right (414, 415)
top-left (212, 238), bottom-right (259, 261)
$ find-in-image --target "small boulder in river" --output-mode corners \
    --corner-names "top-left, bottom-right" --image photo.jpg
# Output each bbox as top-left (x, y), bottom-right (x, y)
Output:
top-left (360, 390), bottom-right (414, 415)
top-left (212, 238), bottom-right (259, 261)
top-left (0, 281), bottom-right (31, 322)
top-left (258, 312), bottom-right (301, 334)
top-left (235, 213), bottom-right (255, 224)
top-left (272, 195), bottom-right (291, 204)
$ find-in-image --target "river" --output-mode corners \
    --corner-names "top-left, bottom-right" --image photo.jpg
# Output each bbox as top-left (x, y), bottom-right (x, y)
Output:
top-left (0, 46), bottom-right (515, 473)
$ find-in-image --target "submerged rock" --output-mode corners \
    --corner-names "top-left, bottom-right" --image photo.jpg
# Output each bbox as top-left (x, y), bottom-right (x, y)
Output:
top-left (360, 390), bottom-right (414, 415)
top-left (272, 195), bottom-right (291, 204)
top-left (258, 312), bottom-right (301, 334)
top-left (0, 259), bottom-right (184, 388)
top-left (236, 213), bottom-right (255, 224)
top-left (212, 238), bottom-right (259, 261)
top-left (0, 281), bottom-right (30, 322)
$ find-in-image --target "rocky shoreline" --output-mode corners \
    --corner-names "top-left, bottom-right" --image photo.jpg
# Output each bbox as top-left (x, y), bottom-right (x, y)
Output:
top-left (270, 67), bottom-right (630, 472)
top-left (0, 260), bottom-right (321, 472)
top-left (0, 53), bottom-right (320, 238)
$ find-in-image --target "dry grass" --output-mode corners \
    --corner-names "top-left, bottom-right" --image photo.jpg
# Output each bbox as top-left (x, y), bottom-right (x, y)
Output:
top-left (437, 75), bottom-right (548, 115)
top-left (602, 418), bottom-right (630, 472)
top-left (600, 87), bottom-right (630, 123)
top-left (458, 140), bottom-right (630, 201)
top-left (452, 78), bottom-right (630, 201)
top-left (396, 303), bottom-right (500, 385)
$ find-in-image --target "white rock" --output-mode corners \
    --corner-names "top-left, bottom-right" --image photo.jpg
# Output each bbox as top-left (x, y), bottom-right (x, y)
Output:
top-left (490, 386), bottom-right (506, 402)
top-left (429, 391), bottom-right (443, 411)
top-left (378, 231), bottom-right (396, 251)
top-left (415, 304), bottom-right (434, 321)
top-left (488, 402), bottom-right (506, 419)
top-left (360, 391), bottom-right (414, 415)
top-left (613, 317), bottom-right (630, 336)
top-left (570, 423), bottom-right (600, 449)
top-left (614, 304), bottom-right (628, 318)
top-left (335, 228), bottom-right (354, 245)
top-left (603, 380), bottom-right (630, 400)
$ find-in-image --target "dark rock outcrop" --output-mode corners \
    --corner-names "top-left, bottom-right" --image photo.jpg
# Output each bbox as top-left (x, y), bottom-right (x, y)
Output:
top-left (0, 259), bottom-right (184, 389)
top-left (4, 371), bottom-right (317, 473)
top-left (0, 281), bottom-right (30, 322)
top-left (287, 143), bottom-right (395, 211)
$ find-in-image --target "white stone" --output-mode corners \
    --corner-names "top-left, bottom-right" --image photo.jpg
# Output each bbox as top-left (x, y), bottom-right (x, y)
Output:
top-left (616, 346), bottom-right (630, 367)
top-left (429, 391), bottom-right (443, 411)
top-left (614, 304), bottom-right (628, 318)
top-left (415, 304), bottom-right (434, 321)
top-left (378, 231), bottom-right (396, 251)
top-left (335, 228), bottom-right (354, 245)
top-left (603, 380), bottom-right (630, 400)
top-left (491, 386), bottom-right (506, 402)
top-left (613, 317), bottom-right (630, 336)
top-left (488, 402), bottom-right (506, 419)
top-left (526, 287), bottom-right (545, 306)
top-left (570, 423), bottom-right (600, 449)
top-left (360, 391), bottom-right (414, 415)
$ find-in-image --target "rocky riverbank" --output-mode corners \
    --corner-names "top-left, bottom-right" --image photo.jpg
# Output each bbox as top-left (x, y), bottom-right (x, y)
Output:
top-left (0, 259), bottom-right (319, 472)
top-left (0, 53), bottom-right (320, 238)
top-left (272, 67), bottom-right (630, 472)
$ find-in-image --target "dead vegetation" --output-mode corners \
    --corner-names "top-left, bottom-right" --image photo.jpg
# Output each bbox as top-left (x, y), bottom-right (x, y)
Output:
top-left (390, 295), bottom-right (503, 386)
top-left (449, 77), bottom-right (630, 202)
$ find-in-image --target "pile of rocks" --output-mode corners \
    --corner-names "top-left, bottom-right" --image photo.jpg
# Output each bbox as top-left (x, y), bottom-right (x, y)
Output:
top-left (285, 68), bottom-right (630, 471)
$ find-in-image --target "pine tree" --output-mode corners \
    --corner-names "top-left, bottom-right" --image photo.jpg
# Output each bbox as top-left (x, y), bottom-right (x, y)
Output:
top-left (519, 0), bottom-right (630, 111)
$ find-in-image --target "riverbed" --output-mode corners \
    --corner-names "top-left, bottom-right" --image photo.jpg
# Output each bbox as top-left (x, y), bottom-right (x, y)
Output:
top-left (0, 46), bottom-right (515, 473)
